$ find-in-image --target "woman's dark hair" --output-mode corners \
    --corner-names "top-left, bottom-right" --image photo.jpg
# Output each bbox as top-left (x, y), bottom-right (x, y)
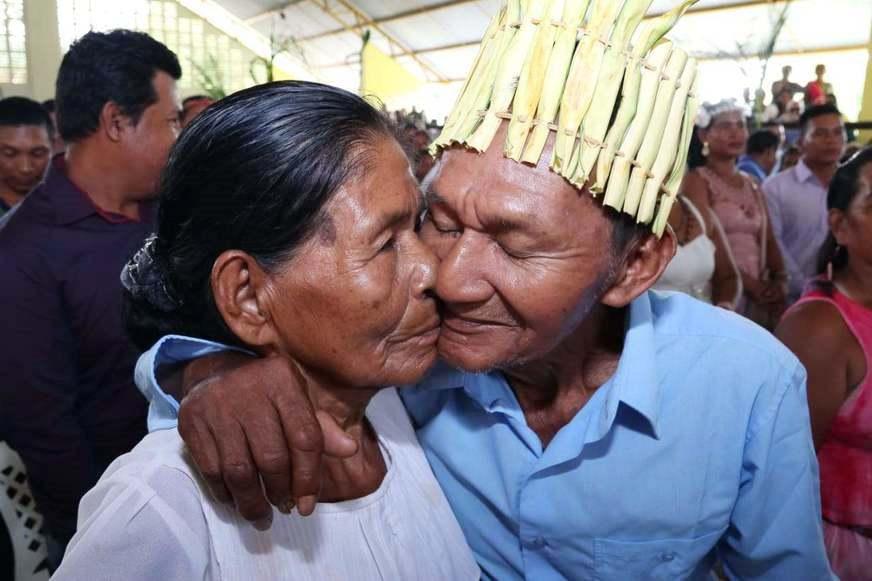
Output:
top-left (816, 147), bottom-right (872, 277)
top-left (56, 30), bottom-right (181, 142)
top-left (123, 81), bottom-right (395, 351)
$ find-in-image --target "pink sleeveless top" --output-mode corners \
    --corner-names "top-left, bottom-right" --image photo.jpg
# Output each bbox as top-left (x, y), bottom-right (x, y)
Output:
top-left (791, 287), bottom-right (872, 526)
top-left (697, 167), bottom-right (766, 279)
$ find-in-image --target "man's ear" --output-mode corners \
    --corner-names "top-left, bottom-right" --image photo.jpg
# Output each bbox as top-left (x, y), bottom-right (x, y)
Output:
top-left (99, 101), bottom-right (127, 143)
top-left (211, 251), bottom-right (280, 350)
top-left (600, 230), bottom-right (677, 308)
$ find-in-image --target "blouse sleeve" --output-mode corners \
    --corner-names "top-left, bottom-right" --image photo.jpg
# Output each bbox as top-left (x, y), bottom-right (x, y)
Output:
top-left (51, 462), bottom-right (214, 581)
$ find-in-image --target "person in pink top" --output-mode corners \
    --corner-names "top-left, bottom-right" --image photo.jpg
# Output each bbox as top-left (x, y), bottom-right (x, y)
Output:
top-left (777, 147), bottom-right (872, 580)
top-left (683, 100), bottom-right (788, 329)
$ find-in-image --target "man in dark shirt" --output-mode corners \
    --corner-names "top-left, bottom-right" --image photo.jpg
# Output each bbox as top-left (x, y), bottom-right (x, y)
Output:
top-left (0, 30), bottom-right (181, 566)
top-left (0, 97), bottom-right (53, 216)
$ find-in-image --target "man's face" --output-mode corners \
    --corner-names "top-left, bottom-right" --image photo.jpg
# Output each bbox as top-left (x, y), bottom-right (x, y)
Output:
top-left (801, 113), bottom-right (845, 166)
top-left (420, 125), bottom-right (616, 372)
top-left (119, 71), bottom-right (181, 199)
top-left (760, 148), bottom-right (778, 176)
top-left (0, 125), bottom-right (52, 198)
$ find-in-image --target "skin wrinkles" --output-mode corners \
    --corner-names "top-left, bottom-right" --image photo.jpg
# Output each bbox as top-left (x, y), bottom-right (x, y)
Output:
top-left (210, 134), bottom-right (439, 503)
top-left (416, 122), bottom-right (675, 445)
top-left (422, 124), bottom-right (618, 375)
top-left (254, 135), bottom-right (438, 392)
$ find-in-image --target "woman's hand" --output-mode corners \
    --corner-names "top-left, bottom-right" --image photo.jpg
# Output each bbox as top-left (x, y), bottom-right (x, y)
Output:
top-left (176, 354), bottom-right (359, 528)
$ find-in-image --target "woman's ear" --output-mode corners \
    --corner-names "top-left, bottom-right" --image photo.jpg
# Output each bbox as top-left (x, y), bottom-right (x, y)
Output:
top-left (600, 230), bottom-right (677, 308)
top-left (828, 209), bottom-right (848, 246)
top-left (211, 250), bottom-right (280, 350)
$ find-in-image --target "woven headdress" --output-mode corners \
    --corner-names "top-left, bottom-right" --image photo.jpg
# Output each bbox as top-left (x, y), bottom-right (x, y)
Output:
top-left (432, 0), bottom-right (700, 236)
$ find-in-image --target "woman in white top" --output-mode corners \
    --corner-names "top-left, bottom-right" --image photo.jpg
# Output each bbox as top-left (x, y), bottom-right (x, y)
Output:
top-left (51, 82), bottom-right (479, 580)
top-left (654, 194), bottom-right (742, 309)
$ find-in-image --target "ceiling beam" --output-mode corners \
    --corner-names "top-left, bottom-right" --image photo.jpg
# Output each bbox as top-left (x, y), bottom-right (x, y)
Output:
top-left (247, 0), bottom-right (476, 29)
top-left (306, 0), bottom-right (447, 81)
top-left (321, 41), bottom-right (867, 70)
top-left (369, 0), bottom-right (811, 59)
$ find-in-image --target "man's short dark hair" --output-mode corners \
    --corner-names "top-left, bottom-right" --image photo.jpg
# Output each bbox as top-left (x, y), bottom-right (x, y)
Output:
top-left (799, 104), bottom-right (841, 134)
top-left (0, 97), bottom-right (54, 138)
top-left (56, 29), bottom-right (181, 142)
top-left (41, 99), bottom-right (56, 114)
top-left (746, 130), bottom-right (780, 155)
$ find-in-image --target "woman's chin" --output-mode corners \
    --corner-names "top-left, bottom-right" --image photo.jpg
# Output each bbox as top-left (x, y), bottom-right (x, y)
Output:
top-left (386, 347), bottom-right (439, 387)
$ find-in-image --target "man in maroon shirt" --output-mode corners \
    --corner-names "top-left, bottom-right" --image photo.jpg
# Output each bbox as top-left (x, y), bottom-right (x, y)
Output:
top-left (0, 30), bottom-right (181, 567)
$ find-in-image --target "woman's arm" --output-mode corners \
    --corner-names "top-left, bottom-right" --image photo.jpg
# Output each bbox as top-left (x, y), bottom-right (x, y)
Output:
top-left (704, 208), bottom-right (742, 309)
top-left (775, 302), bottom-right (851, 449)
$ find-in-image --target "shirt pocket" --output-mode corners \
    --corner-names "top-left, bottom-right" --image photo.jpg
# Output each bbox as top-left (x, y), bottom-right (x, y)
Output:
top-left (594, 531), bottom-right (721, 581)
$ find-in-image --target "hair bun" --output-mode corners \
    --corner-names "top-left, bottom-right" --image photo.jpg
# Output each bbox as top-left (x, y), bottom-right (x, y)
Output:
top-left (121, 235), bottom-right (182, 312)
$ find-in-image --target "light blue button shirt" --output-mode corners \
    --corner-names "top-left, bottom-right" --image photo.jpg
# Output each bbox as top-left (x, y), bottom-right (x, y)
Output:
top-left (136, 291), bottom-right (833, 580)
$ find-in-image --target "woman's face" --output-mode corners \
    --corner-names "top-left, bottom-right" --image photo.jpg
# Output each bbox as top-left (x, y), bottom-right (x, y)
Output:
top-left (265, 135), bottom-right (440, 387)
top-left (703, 110), bottom-right (748, 160)
top-left (835, 161), bottom-right (872, 268)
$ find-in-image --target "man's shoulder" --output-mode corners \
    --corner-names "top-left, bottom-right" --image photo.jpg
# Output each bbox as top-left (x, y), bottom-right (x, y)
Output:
top-left (761, 167), bottom-right (797, 195)
top-left (649, 291), bottom-right (800, 374)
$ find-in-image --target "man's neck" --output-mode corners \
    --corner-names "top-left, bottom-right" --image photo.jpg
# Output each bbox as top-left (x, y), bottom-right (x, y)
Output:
top-left (503, 305), bottom-right (627, 447)
top-left (0, 188), bottom-right (23, 209)
top-left (801, 157), bottom-right (837, 187)
top-left (65, 142), bottom-right (141, 220)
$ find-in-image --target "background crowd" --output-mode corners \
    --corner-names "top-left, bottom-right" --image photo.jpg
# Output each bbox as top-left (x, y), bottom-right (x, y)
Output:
top-left (0, 18), bottom-right (869, 581)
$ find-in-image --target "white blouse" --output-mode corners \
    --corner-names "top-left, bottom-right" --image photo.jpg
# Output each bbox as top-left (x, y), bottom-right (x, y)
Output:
top-left (52, 388), bottom-right (479, 581)
top-left (655, 196), bottom-right (717, 303)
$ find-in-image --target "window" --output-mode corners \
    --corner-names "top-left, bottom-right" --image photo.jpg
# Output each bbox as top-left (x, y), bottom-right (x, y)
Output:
top-left (0, 0), bottom-right (27, 85)
top-left (57, 0), bottom-right (254, 94)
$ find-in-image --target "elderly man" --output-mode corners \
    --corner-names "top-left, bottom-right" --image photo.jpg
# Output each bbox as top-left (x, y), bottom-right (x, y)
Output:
top-left (135, 1), bottom-right (832, 578)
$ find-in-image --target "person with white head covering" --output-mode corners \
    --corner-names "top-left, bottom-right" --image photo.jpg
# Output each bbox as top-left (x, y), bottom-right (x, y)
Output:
top-left (682, 99), bottom-right (788, 329)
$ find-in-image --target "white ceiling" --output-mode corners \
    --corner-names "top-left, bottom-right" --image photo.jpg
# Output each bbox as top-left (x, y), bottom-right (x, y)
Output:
top-left (210, 0), bottom-right (872, 119)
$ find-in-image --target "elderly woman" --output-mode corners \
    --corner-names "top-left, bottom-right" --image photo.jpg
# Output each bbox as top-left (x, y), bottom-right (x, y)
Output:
top-left (682, 101), bottom-right (787, 329)
top-left (51, 82), bottom-right (478, 580)
top-left (777, 148), bottom-right (872, 580)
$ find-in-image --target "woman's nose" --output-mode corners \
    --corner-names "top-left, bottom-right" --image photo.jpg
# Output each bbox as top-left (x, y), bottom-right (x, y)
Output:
top-left (411, 237), bottom-right (438, 298)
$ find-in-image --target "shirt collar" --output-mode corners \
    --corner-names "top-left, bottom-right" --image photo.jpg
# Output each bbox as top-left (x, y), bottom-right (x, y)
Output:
top-left (597, 291), bottom-right (661, 439)
top-left (430, 292), bottom-right (662, 440)
top-left (47, 155), bottom-right (151, 226)
top-left (795, 159), bottom-right (818, 185)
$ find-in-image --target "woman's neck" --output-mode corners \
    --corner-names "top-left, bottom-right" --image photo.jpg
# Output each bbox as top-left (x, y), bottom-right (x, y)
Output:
top-left (835, 261), bottom-right (872, 309)
top-left (295, 366), bottom-right (387, 504)
top-left (706, 155), bottom-right (738, 180)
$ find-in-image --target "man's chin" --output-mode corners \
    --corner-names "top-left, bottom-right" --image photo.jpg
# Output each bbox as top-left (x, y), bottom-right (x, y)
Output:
top-left (437, 337), bottom-right (504, 374)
